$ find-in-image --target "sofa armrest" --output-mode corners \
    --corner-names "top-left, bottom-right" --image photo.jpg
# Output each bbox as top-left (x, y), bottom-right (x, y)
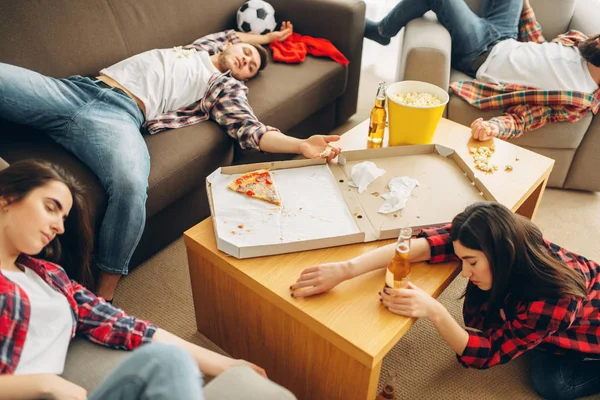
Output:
top-left (569, 0), bottom-right (600, 34)
top-left (397, 12), bottom-right (452, 90)
top-left (267, 0), bottom-right (366, 125)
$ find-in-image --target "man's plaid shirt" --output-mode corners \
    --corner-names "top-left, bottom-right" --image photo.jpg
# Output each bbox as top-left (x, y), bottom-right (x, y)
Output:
top-left (142, 30), bottom-right (277, 150)
top-left (418, 226), bottom-right (600, 369)
top-left (450, 4), bottom-right (600, 140)
top-left (0, 255), bottom-right (156, 374)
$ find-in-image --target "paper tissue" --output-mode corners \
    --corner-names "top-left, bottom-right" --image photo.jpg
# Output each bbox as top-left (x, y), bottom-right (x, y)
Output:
top-left (348, 161), bottom-right (386, 193)
top-left (378, 177), bottom-right (420, 214)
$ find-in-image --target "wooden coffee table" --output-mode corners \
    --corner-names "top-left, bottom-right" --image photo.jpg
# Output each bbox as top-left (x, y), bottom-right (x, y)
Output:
top-left (184, 118), bottom-right (554, 400)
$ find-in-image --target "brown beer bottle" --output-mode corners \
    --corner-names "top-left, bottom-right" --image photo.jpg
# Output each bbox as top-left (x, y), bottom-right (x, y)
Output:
top-left (385, 226), bottom-right (412, 290)
top-left (377, 372), bottom-right (397, 400)
top-left (368, 81), bottom-right (387, 148)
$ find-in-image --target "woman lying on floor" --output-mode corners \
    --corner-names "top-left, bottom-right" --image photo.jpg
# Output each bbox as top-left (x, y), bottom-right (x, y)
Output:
top-left (0, 160), bottom-right (295, 400)
top-left (291, 201), bottom-right (600, 400)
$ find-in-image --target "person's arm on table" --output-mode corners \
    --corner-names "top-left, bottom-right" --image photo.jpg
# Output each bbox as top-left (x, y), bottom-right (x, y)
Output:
top-left (291, 237), bottom-right (432, 297)
top-left (471, 104), bottom-right (560, 141)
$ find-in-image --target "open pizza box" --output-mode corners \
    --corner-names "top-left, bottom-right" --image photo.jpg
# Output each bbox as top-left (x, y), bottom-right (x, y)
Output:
top-left (206, 144), bottom-right (496, 259)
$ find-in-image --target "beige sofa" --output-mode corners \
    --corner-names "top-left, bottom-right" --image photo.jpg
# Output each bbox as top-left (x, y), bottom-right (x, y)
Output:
top-left (397, 0), bottom-right (600, 190)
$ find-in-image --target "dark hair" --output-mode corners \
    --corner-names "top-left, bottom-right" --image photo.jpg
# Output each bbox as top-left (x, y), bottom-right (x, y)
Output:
top-left (0, 160), bottom-right (94, 288)
top-left (252, 44), bottom-right (268, 72)
top-left (579, 34), bottom-right (600, 67)
top-left (450, 202), bottom-right (586, 310)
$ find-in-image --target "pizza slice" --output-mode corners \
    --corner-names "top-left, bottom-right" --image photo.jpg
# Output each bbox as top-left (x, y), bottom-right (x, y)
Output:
top-left (228, 169), bottom-right (282, 206)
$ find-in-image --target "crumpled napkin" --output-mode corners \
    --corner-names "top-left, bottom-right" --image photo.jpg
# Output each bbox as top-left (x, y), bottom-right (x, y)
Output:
top-left (378, 177), bottom-right (420, 214)
top-left (348, 161), bottom-right (386, 193)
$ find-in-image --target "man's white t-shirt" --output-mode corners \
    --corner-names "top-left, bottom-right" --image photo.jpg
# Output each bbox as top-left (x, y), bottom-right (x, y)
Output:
top-left (3, 267), bottom-right (73, 375)
top-left (476, 39), bottom-right (598, 93)
top-left (100, 48), bottom-right (220, 120)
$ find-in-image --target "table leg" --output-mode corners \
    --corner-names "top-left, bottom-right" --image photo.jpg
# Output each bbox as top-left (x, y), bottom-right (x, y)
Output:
top-left (187, 251), bottom-right (382, 400)
top-left (515, 177), bottom-right (549, 221)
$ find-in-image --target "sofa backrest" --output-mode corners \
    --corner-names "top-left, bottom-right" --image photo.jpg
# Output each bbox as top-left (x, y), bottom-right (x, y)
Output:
top-left (0, 0), bottom-right (244, 77)
top-left (463, 0), bottom-right (576, 41)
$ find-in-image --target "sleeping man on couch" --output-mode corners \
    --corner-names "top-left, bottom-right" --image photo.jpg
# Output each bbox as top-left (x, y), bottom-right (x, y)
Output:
top-left (365, 0), bottom-right (600, 142)
top-left (0, 21), bottom-right (342, 302)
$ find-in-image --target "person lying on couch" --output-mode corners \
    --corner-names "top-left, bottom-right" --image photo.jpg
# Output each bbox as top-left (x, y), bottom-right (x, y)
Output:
top-left (0, 159), bottom-right (296, 400)
top-left (364, 0), bottom-right (600, 142)
top-left (0, 21), bottom-right (342, 303)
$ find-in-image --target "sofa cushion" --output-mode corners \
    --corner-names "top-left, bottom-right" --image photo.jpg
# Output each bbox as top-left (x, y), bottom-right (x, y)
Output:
top-left (448, 70), bottom-right (591, 150)
top-left (0, 1), bottom-right (130, 77)
top-left (144, 122), bottom-right (233, 219)
top-left (246, 56), bottom-right (347, 131)
top-left (569, 0), bottom-right (600, 35)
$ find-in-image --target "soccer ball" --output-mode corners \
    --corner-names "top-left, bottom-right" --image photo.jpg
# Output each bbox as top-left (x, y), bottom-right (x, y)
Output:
top-left (236, 0), bottom-right (277, 35)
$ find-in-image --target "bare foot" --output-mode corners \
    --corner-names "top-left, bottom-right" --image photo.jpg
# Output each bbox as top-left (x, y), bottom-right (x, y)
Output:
top-left (96, 272), bottom-right (122, 301)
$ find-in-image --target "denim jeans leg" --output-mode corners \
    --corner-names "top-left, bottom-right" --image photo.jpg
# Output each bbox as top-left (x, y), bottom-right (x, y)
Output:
top-left (0, 63), bottom-right (89, 131)
top-left (378, 0), bottom-right (496, 56)
top-left (480, 0), bottom-right (524, 39)
top-left (530, 350), bottom-right (600, 400)
top-left (46, 81), bottom-right (149, 275)
top-left (88, 343), bottom-right (204, 400)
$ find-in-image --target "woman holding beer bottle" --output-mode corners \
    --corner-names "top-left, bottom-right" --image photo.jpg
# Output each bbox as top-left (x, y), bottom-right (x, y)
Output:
top-left (290, 201), bottom-right (600, 400)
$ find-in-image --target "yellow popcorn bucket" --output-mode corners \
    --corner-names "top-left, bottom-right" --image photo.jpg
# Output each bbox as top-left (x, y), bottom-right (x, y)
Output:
top-left (386, 81), bottom-right (449, 146)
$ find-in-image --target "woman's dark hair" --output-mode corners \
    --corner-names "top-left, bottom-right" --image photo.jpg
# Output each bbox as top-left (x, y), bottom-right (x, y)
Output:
top-left (0, 160), bottom-right (94, 288)
top-left (450, 202), bottom-right (586, 310)
top-left (579, 34), bottom-right (600, 67)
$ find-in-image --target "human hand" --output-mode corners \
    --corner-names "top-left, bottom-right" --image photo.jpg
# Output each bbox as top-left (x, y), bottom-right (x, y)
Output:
top-left (379, 282), bottom-right (440, 319)
top-left (290, 262), bottom-right (351, 297)
top-left (43, 375), bottom-right (87, 400)
top-left (470, 118), bottom-right (498, 141)
top-left (266, 21), bottom-right (293, 43)
top-left (298, 135), bottom-right (341, 161)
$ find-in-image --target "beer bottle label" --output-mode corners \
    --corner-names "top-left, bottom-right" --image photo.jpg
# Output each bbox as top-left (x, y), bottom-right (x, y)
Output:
top-left (385, 268), bottom-right (394, 288)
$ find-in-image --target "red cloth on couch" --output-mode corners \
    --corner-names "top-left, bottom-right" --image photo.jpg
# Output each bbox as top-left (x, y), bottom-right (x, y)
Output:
top-left (269, 33), bottom-right (349, 66)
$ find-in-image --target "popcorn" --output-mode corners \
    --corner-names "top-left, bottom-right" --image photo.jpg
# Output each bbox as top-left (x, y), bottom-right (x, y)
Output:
top-left (390, 92), bottom-right (442, 107)
top-left (173, 46), bottom-right (196, 58)
top-left (319, 146), bottom-right (334, 158)
top-left (470, 146), bottom-right (498, 173)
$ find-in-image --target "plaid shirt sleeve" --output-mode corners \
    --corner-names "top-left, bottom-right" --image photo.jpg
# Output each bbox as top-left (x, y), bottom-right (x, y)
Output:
top-left (489, 104), bottom-right (572, 140)
top-left (417, 224), bottom-right (459, 264)
top-left (184, 30), bottom-right (241, 54)
top-left (518, 2), bottom-right (545, 43)
top-left (71, 281), bottom-right (157, 350)
top-left (458, 296), bottom-right (581, 369)
top-left (210, 80), bottom-right (279, 150)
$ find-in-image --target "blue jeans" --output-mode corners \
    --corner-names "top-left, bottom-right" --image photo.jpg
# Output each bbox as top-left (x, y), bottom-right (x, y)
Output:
top-left (0, 63), bottom-right (149, 275)
top-left (530, 350), bottom-right (600, 400)
top-left (377, 0), bottom-right (523, 75)
top-left (89, 343), bottom-right (204, 400)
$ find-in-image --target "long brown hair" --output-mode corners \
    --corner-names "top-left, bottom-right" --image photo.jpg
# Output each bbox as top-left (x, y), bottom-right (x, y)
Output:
top-left (450, 202), bottom-right (586, 310)
top-left (0, 160), bottom-right (94, 288)
top-left (579, 34), bottom-right (600, 67)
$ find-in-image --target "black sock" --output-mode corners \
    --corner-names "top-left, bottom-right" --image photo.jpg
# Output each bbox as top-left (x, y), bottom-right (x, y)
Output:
top-left (364, 19), bottom-right (391, 45)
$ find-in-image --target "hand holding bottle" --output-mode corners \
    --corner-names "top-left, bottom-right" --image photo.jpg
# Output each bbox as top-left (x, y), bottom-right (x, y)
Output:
top-left (379, 281), bottom-right (440, 319)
